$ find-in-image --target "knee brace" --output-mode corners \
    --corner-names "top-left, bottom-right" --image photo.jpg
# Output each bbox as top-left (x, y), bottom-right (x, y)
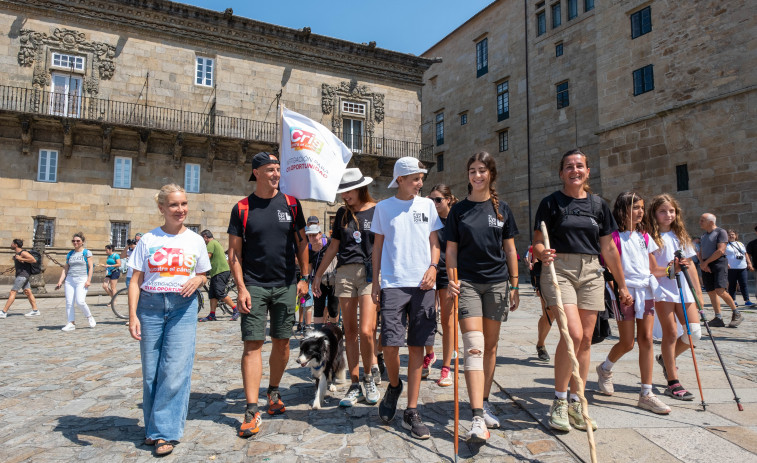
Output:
top-left (680, 323), bottom-right (701, 346)
top-left (462, 331), bottom-right (485, 371)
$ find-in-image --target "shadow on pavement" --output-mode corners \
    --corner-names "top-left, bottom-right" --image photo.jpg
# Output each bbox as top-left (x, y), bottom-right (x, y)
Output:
top-left (53, 415), bottom-right (142, 446)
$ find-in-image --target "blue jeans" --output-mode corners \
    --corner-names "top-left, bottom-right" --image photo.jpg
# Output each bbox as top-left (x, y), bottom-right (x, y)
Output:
top-left (137, 291), bottom-right (198, 441)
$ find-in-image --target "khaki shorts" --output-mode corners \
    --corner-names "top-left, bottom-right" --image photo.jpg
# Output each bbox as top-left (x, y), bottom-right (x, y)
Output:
top-left (458, 280), bottom-right (510, 322)
top-left (540, 253), bottom-right (604, 311)
top-left (335, 263), bottom-right (372, 298)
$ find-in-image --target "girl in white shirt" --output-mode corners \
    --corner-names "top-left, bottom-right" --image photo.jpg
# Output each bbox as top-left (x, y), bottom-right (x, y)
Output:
top-left (595, 192), bottom-right (670, 414)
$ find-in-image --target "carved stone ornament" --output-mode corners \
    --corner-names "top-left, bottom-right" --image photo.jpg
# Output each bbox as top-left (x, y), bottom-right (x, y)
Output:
top-left (101, 126), bottom-right (113, 162)
top-left (206, 139), bottom-right (217, 172)
top-left (20, 118), bottom-right (33, 156)
top-left (17, 28), bottom-right (117, 96)
top-left (321, 80), bottom-right (385, 135)
top-left (172, 133), bottom-right (184, 168)
top-left (138, 130), bottom-right (150, 166)
top-left (62, 121), bottom-right (74, 158)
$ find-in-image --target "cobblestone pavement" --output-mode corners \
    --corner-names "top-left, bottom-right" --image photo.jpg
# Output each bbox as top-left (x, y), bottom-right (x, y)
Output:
top-left (1, 287), bottom-right (755, 462)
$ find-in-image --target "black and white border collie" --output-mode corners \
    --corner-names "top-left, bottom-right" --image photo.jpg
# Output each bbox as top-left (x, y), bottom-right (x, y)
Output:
top-left (296, 323), bottom-right (347, 409)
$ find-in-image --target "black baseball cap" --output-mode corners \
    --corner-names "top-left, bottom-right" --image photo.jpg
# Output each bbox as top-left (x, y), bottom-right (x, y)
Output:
top-left (249, 152), bottom-right (280, 181)
top-left (307, 216), bottom-right (319, 224)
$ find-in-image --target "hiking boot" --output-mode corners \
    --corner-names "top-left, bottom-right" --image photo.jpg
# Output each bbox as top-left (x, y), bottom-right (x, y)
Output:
top-left (402, 409), bottom-right (430, 439)
top-left (536, 345), bottom-right (550, 362)
top-left (708, 317), bottom-right (726, 327)
top-left (370, 365), bottom-right (382, 386)
top-left (266, 390), bottom-right (286, 415)
top-left (436, 366), bottom-right (453, 387)
top-left (638, 393), bottom-right (671, 415)
top-left (363, 374), bottom-right (380, 405)
top-left (466, 415), bottom-right (490, 443)
top-left (379, 380), bottom-right (403, 423)
top-left (568, 400), bottom-right (598, 431)
top-left (61, 322), bottom-right (76, 332)
top-left (339, 384), bottom-right (364, 407)
top-left (87, 316), bottom-right (96, 328)
top-left (24, 310), bottom-right (41, 317)
top-left (238, 409), bottom-right (261, 437)
top-left (596, 364), bottom-right (614, 395)
top-left (199, 313), bottom-right (216, 322)
top-left (421, 352), bottom-right (436, 379)
top-left (482, 400), bottom-right (500, 429)
top-left (664, 383), bottom-right (694, 401)
top-left (729, 312), bottom-right (744, 328)
top-left (548, 398), bottom-right (570, 432)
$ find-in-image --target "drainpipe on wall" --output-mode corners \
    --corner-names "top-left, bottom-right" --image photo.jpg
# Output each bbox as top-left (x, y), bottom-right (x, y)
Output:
top-left (524, 0), bottom-right (533, 242)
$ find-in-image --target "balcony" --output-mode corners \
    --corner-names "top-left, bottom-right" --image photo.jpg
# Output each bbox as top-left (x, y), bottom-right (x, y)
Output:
top-left (0, 85), bottom-right (432, 162)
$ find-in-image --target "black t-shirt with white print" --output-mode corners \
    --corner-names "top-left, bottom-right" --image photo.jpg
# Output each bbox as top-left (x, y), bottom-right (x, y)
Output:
top-left (446, 198), bottom-right (519, 283)
top-left (533, 191), bottom-right (616, 255)
top-left (333, 206), bottom-right (375, 267)
top-left (227, 192), bottom-right (306, 287)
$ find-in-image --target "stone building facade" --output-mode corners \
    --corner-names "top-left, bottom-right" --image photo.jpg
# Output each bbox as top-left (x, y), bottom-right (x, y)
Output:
top-left (422, 0), bottom-right (756, 254)
top-left (0, 0), bottom-right (433, 281)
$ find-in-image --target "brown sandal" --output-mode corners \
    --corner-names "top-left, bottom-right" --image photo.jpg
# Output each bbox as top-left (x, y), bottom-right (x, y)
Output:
top-left (154, 439), bottom-right (174, 456)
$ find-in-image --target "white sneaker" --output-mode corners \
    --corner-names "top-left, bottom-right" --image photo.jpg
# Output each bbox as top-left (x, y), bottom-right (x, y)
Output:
top-left (638, 392), bottom-right (671, 415)
top-left (0, 311), bottom-right (7, 319)
top-left (482, 400), bottom-right (500, 429)
top-left (466, 415), bottom-right (490, 443)
top-left (61, 322), bottom-right (76, 332)
top-left (88, 316), bottom-right (96, 328)
top-left (25, 310), bottom-right (41, 317)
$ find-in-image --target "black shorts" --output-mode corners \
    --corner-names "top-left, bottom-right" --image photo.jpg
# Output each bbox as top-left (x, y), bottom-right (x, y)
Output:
top-left (313, 283), bottom-right (339, 318)
top-left (702, 257), bottom-right (728, 292)
top-left (107, 269), bottom-right (121, 281)
top-left (380, 287), bottom-right (436, 347)
top-left (208, 271), bottom-right (231, 299)
top-left (436, 264), bottom-right (449, 289)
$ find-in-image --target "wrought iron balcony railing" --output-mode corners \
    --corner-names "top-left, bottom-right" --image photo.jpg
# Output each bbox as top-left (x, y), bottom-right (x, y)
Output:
top-left (0, 84), bottom-right (433, 161)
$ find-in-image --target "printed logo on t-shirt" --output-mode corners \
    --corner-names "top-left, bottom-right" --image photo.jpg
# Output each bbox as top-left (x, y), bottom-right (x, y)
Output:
top-left (277, 210), bottom-right (292, 222)
top-left (413, 212), bottom-right (429, 224)
top-left (488, 215), bottom-right (505, 228)
top-left (363, 219), bottom-right (371, 230)
top-left (148, 247), bottom-right (197, 277)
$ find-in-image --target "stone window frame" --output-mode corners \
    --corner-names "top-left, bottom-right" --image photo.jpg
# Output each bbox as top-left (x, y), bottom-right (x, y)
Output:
top-left (475, 37), bottom-right (488, 77)
top-left (584, 0), bottom-right (595, 12)
top-left (113, 156), bottom-right (132, 189)
top-left (551, 2), bottom-right (562, 29)
top-left (630, 6), bottom-right (652, 39)
top-left (195, 56), bottom-right (215, 87)
top-left (536, 9), bottom-right (547, 36)
top-left (498, 130), bottom-right (509, 152)
top-left (37, 149), bottom-right (58, 183)
top-left (496, 80), bottom-right (510, 121)
top-left (33, 217), bottom-right (55, 247)
top-left (185, 162), bottom-right (201, 193)
top-left (567, 0), bottom-right (578, 20)
top-left (632, 65), bottom-right (654, 96)
top-left (321, 81), bottom-right (384, 139)
top-left (111, 222), bottom-right (130, 249)
top-left (556, 81), bottom-right (570, 109)
top-left (555, 42), bottom-right (564, 57)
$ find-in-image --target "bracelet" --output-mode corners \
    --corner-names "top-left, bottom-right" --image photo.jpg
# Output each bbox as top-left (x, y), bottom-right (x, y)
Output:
top-left (511, 286), bottom-right (519, 290)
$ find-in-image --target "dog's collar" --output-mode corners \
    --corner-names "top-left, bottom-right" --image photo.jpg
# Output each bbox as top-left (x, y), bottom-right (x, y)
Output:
top-left (313, 361), bottom-right (325, 371)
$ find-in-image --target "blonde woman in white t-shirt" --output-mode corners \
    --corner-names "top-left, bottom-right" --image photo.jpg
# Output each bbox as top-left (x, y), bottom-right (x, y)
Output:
top-left (127, 184), bottom-right (211, 457)
top-left (595, 192), bottom-right (671, 415)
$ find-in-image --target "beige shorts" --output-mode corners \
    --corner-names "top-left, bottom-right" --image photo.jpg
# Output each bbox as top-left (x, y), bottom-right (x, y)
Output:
top-left (540, 253), bottom-right (604, 311)
top-left (335, 263), bottom-right (372, 298)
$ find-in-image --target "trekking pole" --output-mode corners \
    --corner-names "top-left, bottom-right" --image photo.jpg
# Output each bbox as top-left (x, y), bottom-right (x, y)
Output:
top-left (675, 251), bottom-right (744, 411)
top-left (540, 222), bottom-right (597, 463)
top-left (674, 270), bottom-right (706, 410)
top-left (452, 267), bottom-right (460, 463)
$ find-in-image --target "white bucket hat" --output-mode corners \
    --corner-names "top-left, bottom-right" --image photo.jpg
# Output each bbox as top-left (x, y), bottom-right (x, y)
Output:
top-left (336, 168), bottom-right (373, 194)
top-left (388, 157), bottom-right (427, 188)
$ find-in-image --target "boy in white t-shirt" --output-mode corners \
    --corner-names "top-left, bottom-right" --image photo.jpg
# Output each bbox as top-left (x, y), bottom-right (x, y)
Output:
top-left (370, 157), bottom-right (442, 440)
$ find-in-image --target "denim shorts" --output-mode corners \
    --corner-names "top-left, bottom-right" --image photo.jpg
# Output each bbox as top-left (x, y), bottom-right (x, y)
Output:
top-left (11, 275), bottom-right (30, 292)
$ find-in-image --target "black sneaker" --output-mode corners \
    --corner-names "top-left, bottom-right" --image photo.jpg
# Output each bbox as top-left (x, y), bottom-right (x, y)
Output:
top-left (379, 380), bottom-right (403, 423)
top-left (536, 345), bottom-right (550, 362)
top-left (708, 317), bottom-right (726, 328)
top-left (402, 409), bottom-right (431, 439)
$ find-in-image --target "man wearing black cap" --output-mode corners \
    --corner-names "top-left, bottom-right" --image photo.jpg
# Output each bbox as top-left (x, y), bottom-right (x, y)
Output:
top-left (228, 152), bottom-right (309, 438)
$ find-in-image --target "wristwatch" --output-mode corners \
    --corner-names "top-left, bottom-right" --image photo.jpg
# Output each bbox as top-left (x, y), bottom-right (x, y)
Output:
top-left (429, 263), bottom-right (439, 270)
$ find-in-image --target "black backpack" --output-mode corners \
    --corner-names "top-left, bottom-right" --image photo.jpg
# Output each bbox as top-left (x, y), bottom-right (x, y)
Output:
top-left (27, 249), bottom-right (42, 275)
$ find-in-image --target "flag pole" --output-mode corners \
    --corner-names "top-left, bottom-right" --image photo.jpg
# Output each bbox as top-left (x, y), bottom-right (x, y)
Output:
top-left (277, 94), bottom-right (284, 155)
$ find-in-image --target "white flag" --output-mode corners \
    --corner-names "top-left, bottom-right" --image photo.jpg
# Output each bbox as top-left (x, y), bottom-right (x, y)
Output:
top-left (279, 106), bottom-right (352, 201)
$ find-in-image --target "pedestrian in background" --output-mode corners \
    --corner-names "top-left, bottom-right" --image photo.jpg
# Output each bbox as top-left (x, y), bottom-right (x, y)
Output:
top-left (0, 239), bottom-right (40, 319)
top-left (198, 230), bottom-right (238, 321)
top-left (306, 224), bottom-right (339, 330)
top-left (101, 244), bottom-right (121, 301)
top-left (698, 213), bottom-right (742, 327)
top-left (747, 225), bottom-right (757, 301)
top-left (127, 184), bottom-right (210, 456)
top-left (55, 232), bottom-right (95, 331)
top-left (726, 229), bottom-right (753, 306)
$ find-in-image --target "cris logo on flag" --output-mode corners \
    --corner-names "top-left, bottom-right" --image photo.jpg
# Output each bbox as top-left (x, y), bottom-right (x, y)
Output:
top-left (290, 127), bottom-right (324, 154)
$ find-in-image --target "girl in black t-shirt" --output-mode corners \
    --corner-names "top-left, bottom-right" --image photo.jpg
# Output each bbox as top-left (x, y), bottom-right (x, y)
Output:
top-left (426, 184), bottom-right (458, 387)
top-left (532, 149), bottom-right (632, 433)
top-left (447, 152), bottom-right (520, 443)
top-left (313, 168), bottom-right (382, 406)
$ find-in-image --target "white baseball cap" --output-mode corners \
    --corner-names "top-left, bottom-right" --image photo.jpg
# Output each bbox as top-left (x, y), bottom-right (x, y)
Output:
top-left (305, 224), bottom-right (322, 234)
top-left (388, 157), bottom-right (428, 188)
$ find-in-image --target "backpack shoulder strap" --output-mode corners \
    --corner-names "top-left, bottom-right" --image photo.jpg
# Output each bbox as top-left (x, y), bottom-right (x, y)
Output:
top-left (83, 249), bottom-right (89, 267)
top-left (642, 232), bottom-right (649, 248)
top-left (284, 194), bottom-right (301, 242)
top-left (237, 197), bottom-right (250, 240)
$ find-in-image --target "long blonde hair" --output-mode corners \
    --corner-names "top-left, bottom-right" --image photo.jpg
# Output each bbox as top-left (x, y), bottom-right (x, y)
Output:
top-left (645, 194), bottom-right (692, 251)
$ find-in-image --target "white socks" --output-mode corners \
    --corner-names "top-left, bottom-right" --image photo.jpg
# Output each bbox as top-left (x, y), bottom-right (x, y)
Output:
top-left (555, 390), bottom-right (568, 400)
top-left (602, 358), bottom-right (615, 371)
top-left (641, 384), bottom-right (653, 396)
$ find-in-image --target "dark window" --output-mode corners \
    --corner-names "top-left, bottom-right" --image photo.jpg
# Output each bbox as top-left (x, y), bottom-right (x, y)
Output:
top-left (676, 164), bottom-right (689, 191)
top-left (556, 42), bottom-right (564, 57)
top-left (476, 38), bottom-right (488, 77)
top-left (633, 65), bottom-right (654, 95)
top-left (537, 11), bottom-right (547, 36)
top-left (498, 131), bottom-right (509, 152)
top-left (552, 3), bottom-right (562, 28)
top-left (111, 222), bottom-right (130, 249)
top-left (631, 6), bottom-right (652, 39)
top-left (32, 217), bottom-right (55, 247)
top-left (585, 0), bottom-right (594, 12)
top-left (568, 0), bottom-right (578, 20)
top-left (497, 81), bottom-right (509, 121)
top-left (435, 113), bottom-right (444, 145)
top-left (437, 153), bottom-right (444, 172)
top-left (460, 113), bottom-right (468, 125)
top-left (556, 81), bottom-right (569, 108)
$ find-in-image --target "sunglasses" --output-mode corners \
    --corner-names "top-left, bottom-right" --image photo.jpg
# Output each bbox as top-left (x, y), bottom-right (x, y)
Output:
top-left (430, 197), bottom-right (445, 203)
top-left (72, 239), bottom-right (82, 243)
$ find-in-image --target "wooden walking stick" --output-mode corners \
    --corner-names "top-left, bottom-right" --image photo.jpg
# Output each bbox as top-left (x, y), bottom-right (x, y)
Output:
top-left (539, 222), bottom-right (597, 463)
top-left (451, 267), bottom-right (460, 463)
